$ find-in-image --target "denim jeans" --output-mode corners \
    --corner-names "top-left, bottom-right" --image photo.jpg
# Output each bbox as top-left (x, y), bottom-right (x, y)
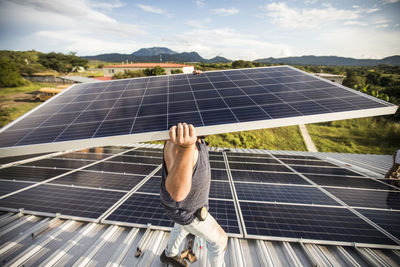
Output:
top-left (165, 212), bottom-right (228, 267)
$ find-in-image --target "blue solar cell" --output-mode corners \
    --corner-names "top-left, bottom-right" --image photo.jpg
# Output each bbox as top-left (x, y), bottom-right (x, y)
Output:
top-left (168, 112), bottom-right (204, 128)
top-left (94, 118), bottom-right (133, 137)
top-left (357, 209), bottom-right (400, 240)
top-left (232, 106), bottom-right (270, 122)
top-left (235, 183), bottom-right (339, 205)
top-left (240, 202), bottom-right (396, 245)
top-left (201, 109), bottom-right (237, 125)
top-left (262, 103), bottom-right (302, 118)
top-left (131, 115), bottom-right (166, 133)
top-left (325, 187), bottom-right (400, 210)
top-left (168, 101), bottom-right (198, 114)
top-left (169, 92), bottom-right (194, 102)
top-left (197, 98), bottom-right (227, 110)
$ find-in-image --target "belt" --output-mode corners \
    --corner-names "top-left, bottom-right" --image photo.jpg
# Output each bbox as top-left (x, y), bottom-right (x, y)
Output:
top-left (195, 206), bottom-right (208, 221)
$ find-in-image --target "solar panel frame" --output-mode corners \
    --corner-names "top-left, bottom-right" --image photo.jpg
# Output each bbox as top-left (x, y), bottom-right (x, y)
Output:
top-left (0, 65), bottom-right (396, 158)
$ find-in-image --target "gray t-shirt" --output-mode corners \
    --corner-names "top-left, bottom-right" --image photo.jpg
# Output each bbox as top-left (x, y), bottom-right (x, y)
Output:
top-left (160, 140), bottom-right (211, 225)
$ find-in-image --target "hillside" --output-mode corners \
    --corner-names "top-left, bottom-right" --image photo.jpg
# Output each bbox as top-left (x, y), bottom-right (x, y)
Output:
top-left (254, 55), bottom-right (400, 66)
top-left (82, 47), bottom-right (231, 63)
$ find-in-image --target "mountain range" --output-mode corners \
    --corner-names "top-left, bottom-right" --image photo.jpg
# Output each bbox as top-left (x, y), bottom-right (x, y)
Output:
top-left (82, 47), bottom-right (400, 66)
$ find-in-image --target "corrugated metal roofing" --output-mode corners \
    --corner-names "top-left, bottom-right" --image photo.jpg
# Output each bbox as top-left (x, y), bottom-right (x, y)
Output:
top-left (1, 211), bottom-right (400, 267)
top-left (1, 145), bottom-right (399, 266)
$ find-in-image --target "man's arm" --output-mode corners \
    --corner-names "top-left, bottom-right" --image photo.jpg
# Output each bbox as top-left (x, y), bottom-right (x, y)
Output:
top-left (164, 123), bottom-right (198, 202)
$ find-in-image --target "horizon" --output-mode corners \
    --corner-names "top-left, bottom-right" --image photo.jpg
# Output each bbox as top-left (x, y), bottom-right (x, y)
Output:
top-left (0, 0), bottom-right (400, 60)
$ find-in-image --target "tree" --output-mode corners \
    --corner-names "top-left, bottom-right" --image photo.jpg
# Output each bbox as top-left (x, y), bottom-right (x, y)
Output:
top-left (0, 59), bottom-right (25, 87)
top-left (143, 66), bottom-right (166, 76)
top-left (171, 69), bottom-right (183, 74)
top-left (38, 52), bottom-right (88, 74)
top-left (366, 72), bottom-right (381, 85)
top-left (231, 60), bottom-right (254, 69)
top-left (113, 70), bottom-right (146, 79)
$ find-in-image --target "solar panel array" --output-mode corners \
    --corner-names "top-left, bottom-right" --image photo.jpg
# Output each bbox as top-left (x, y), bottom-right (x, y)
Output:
top-left (0, 66), bottom-right (396, 158)
top-left (0, 146), bottom-right (399, 247)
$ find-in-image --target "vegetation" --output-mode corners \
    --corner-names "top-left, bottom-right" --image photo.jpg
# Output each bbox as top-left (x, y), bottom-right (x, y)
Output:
top-left (171, 69), bottom-right (183, 74)
top-left (112, 66), bottom-right (166, 79)
top-left (0, 59), bottom-right (26, 87)
top-left (38, 52), bottom-right (88, 74)
top-left (205, 127), bottom-right (306, 150)
top-left (307, 117), bottom-right (400, 154)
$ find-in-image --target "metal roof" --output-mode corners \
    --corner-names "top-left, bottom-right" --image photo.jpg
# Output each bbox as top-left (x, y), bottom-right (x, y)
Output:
top-left (1, 145), bottom-right (399, 266)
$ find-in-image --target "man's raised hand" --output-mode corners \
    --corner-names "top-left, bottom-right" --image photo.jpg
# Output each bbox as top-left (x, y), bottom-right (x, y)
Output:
top-left (169, 123), bottom-right (197, 149)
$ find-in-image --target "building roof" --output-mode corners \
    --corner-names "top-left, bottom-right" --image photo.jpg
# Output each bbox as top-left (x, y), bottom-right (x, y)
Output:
top-left (92, 76), bottom-right (112, 81)
top-left (0, 145), bottom-right (399, 266)
top-left (59, 76), bottom-right (99, 83)
top-left (103, 63), bottom-right (193, 68)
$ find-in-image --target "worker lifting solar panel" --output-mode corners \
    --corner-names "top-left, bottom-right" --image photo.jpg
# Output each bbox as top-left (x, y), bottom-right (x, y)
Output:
top-left (0, 65), bottom-right (397, 157)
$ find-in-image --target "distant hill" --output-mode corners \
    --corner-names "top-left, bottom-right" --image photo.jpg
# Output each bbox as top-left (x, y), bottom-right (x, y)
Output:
top-left (82, 47), bottom-right (231, 63)
top-left (254, 55), bottom-right (400, 66)
top-left (132, 47), bottom-right (177, 57)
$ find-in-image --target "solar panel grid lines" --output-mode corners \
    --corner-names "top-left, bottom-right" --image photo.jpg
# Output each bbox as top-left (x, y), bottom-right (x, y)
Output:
top-left (247, 152), bottom-right (400, 246)
top-left (2, 66), bottom-right (396, 158)
top-left (356, 209), bottom-right (400, 240)
top-left (0, 146), bottom-right (138, 200)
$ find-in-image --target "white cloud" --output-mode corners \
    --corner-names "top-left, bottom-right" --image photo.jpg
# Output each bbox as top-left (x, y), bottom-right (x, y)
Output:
top-left (344, 21), bottom-right (368, 26)
top-left (89, 0), bottom-right (124, 10)
top-left (261, 2), bottom-right (359, 28)
top-left (319, 27), bottom-right (400, 58)
top-left (211, 7), bottom-right (239, 16)
top-left (381, 0), bottom-right (400, 3)
top-left (0, 0), bottom-right (145, 55)
top-left (195, 0), bottom-right (205, 8)
top-left (305, 0), bottom-right (318, 4)
top-left (375, 24), bottom-right (390, 28)
top-left (163, 28), bottom-right (292, 60)
top-left (136, 4), bottom-right (165, 14)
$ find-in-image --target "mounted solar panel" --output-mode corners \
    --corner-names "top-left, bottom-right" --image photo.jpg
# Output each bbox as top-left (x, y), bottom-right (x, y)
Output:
top-left (0, 66), bottom-right (397, 157)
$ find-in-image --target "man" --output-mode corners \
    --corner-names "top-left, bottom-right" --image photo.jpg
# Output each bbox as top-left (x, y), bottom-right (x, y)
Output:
top-left (160, 122), bottom-right (228, 267)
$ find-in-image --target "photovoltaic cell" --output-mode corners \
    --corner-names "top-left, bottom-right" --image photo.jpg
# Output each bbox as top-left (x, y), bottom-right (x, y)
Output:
top-left (0, 166), bottom-right (69, 182)
top-left (230, 171), bottom-right (309, 184)
top-left (0, 153), bottom-right (48, 165)
top-left (49, 170), bottom-right (146, 191)
top-left (235, 183), bottom-right (338, 205)
top-left (0, 180), bottom-right (34, 196)
top-left (280, 159), bottom-right (337, 167)
top-left (229, 162), bottom-right (292, 172)
top-left (357, 209), bottom-right (400, 240)
top-left (0, 184), bottom-right (125, 219)
top-left (211, 169), bottom-right (229, 181)
top-left (209, 181), bottom-right (233, 199)
top-left (240, 202), bottom-right (396, 245)
top-left (290, 165), bottom-right (363, 176)
top-left (84, 161), bottom-right (158, 176)
top-left (209, 199), bottom-right (241, 234)
top-left (105, 193), bottom-right (173, 227)
top-left (325, 187), bottom-right (400, 210)
top-left (304, 174), bottom-right (394, 190)
top-left (1, 66), bottom-right (396, 158)
top-left (137, 177), bottom-right (161, 194)
top-left (22, 158), bottom-right (94, 170)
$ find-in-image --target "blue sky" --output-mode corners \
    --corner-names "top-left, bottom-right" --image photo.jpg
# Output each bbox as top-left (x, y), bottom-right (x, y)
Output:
top-left (0, 0), bottom-right (399, 60)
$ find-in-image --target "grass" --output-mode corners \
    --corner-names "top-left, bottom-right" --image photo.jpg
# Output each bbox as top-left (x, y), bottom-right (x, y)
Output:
top-left (150, 126), bottom-right (307, 151)
top-left (0, 82), bottom-right (57, 97)
top-left (307, 116), bottom-right (400, 154)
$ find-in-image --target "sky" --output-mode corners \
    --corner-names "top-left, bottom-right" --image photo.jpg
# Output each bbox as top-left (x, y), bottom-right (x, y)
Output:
top-left (0, 0), bottom-right (399, 60)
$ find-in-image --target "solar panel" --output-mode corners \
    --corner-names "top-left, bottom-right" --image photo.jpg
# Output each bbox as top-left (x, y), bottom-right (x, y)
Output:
top-left (211, 169), bottom-right (229, 181)
top-left (234, 183), bottom-right (339, 205)
top-left (0, 66), bottom-right (396, 157)
top-left (0, 180), bottom-right (34, 196)
top-left (290, 165), bottom-right (363, 176)
top-left (240, 202), bottom-right (396, 245)
top-left (304, 174), bottom-right (394, 190)
top-left (136, 176), bottom-right (162, 194)
top-left (48, 170), bottom-right (146, 191)
top-left (230, 170), bottom-right (309, 184)
top-left (209, 199), bottom-right (241, 234)
top-left (357, 209), bottom-right (400, 240)
top-left (209, 181), bottom-right (233, 199)
top-left (0, 184), bottom-right (125, 219)
top-left (325, 187), bottom-right (400, 210)
top-left (84, 161), bottom-right (158, 175)
top-left (104, 193), bottom-right (173, 227)
top-left (0, 166), bottom-right (69, 182)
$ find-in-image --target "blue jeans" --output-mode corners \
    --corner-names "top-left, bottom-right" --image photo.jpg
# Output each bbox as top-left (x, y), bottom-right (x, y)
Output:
top-left (165, 213), bottom-right (228, 267)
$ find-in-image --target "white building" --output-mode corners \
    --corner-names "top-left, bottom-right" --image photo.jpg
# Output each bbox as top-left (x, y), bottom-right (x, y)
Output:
top-left (103, 63), bottom-right (194, 77)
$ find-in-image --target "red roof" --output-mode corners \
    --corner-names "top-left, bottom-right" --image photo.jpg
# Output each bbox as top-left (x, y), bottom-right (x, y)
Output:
top-left (103, 63), bottom-right (193, 68)
top-left (92, 76), bottom-right (112, 81)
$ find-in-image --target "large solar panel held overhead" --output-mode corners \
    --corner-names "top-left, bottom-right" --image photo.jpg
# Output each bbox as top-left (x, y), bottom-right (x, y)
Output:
top-left (0, 66), bottom-right (397, 157)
